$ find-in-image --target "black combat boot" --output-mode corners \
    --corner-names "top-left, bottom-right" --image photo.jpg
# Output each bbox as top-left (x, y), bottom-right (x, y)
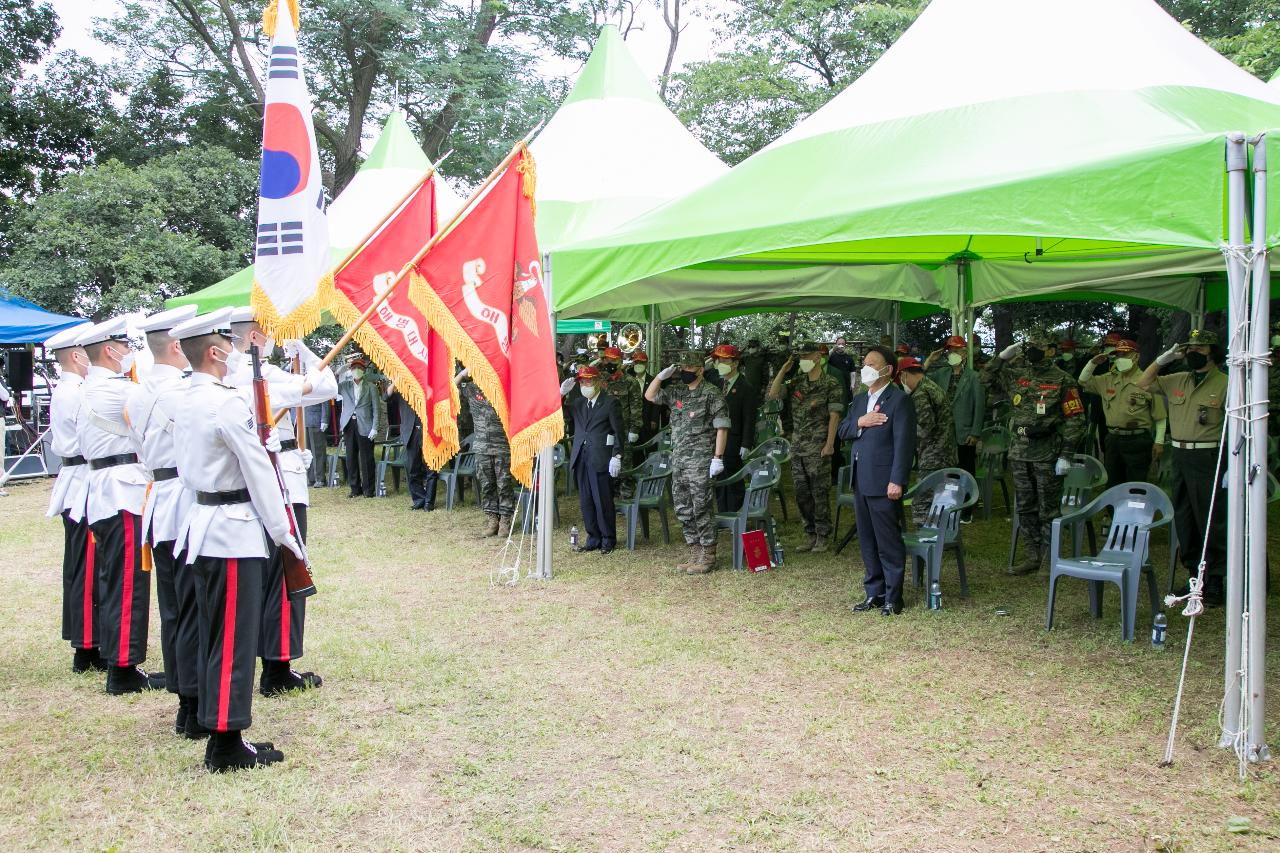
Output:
top-left (259, 659), bottom-right (323, 697)
top-left (72, 647), bottom-right (107, 673)
top-left (204, 731), bottom-right (284, 773)
top-left (106, 665), bottom-right (162, 695)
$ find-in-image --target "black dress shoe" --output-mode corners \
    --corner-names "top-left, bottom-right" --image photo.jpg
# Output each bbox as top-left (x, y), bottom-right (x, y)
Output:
top-left (580, 541), bottom-right (600, 553)
top-left (72, 647), bottom-right (107, 673)
top-left (881, 597), bottom-right (904, 616)
top-left (410, 502), bottom-right (425, 510)
top-left (204, 731), bottom-right (284, 773)
top-left (852, 596), bottom-right (885, 612)
top-left (106, 665), bottom-right (162, 695)
top-left (424, 503), bottom-right (436, 512)
top-left (601, 544), bottom-right (615, 555)
top-left (181, 696), bottom-right (212, 739)
top-left (260, 661), bottom-right (324, 697)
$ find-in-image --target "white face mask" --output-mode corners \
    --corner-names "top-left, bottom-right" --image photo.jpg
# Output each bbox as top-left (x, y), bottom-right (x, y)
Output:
top-left (224, 349), bottom-right (245, 372)
top-left (1060, 351), bottom-right (1073, 362)
top-left (798, 359), bottom-right (816, 374)
top-left (350, 368), bottom-right (365, 381)
top-left (581, 384), bottom-right (599, 400)
top-left (715, 362), bottom-right (733, 377)
top-left (946, 351), bottom-right (964, 366)
top-left (1114, 357), bottom-right (1134, 373)
top-left (632, 364), bottom-right (646, 376)
top-left (211, 345), bottom-right (234, 369)
top-left (259, 336), bottom-right (276, 358)
top-left (860, 364), bottom-right (885, 385)
top-left (903, 380), bottom-right (915, 395)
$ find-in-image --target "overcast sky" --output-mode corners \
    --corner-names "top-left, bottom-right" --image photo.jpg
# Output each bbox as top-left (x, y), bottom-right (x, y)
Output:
top-left (49, 0), bottom-right (730, 84)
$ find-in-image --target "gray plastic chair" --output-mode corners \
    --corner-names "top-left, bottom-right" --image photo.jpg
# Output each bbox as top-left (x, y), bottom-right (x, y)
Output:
top-left (975, 426), bottom-right (1011, 520)
top-left (903, 469), bottom-right (978, 603)
top-left (832, 464), bottom-right (858, 554)
top-left (616, 450), bottom-right (673, 550)
top-left (714, 456), bottom-right (780, 570)
top-left (440, 435), bottom-right (476, 510)
top-left (1046, 482), bottom-right (1172, 642)
top-left (375, 442), bottom-right (407, 497)
top-left (1010, 452), bottom-right (1106, 570)
top-left (746, 436), bottom-right (791, 522)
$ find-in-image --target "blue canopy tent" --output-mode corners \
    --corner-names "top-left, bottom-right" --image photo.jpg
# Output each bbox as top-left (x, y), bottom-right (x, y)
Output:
top-left (0, 289), bottom-right (83, 344)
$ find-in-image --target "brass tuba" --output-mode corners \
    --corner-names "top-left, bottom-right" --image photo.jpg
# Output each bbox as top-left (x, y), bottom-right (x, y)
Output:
top-left (617, 323), bottom-right (644, 353)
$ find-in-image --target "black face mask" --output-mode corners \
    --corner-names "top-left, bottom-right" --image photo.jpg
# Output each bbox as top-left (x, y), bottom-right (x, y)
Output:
top-left (1024, 347), bottom-right (1045, 365)
top-left (679, 370), bottom-right (699, 384)
top-left (1185, 350), bottom-right (1209, 370)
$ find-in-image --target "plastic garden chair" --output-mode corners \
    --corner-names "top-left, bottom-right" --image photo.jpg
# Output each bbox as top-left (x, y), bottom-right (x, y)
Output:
top-left (1046, 482), bottom-right (1173, 642)
top-left (975, 426), bottom-right (1011, 521)
top-left (616, 450), bottom-right (674, 550)
top-left (903, 469), bottom-right (979, 604)
top-left (832, 464), bottom-right (858, 554)
top-left (375, 441), bottom-right (407, 497)
top-left (746, 436), bottom-right (791, 522)
top-left (1009, 452), bottom-right (1107, 571)
top-left (713, 456), bottom-right (781, 571)
top-left (440, 434), bottom-right (477, 510)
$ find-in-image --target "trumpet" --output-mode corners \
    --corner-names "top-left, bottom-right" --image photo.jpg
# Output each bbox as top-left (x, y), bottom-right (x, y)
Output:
top-left (617, 323), bottom-right (644, 353)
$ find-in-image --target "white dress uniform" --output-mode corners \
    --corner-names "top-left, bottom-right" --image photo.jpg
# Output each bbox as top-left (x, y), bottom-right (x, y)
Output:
top-left (74, 320), bottom-right (152, 678)
top-left (46, 372), bottom-right (90, 524)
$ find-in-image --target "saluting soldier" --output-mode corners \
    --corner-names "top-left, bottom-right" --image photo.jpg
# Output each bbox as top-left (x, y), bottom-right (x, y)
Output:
top-left (706, 344), bottom-right (759, 512)
top-left (74, 316), bottom-right (163, 694)
top-left (457, 368), bottom-right (514, 537)
top-left (169, 308), bottom-right (296, 772)
top-left (1138, 329), bottom-right (1227, 607)
top-left (896, 356), bottom-right (957, 526)
top-left (645, 351), bottom-right (730, 574)
top-left (982, 333), bottom-right (1087, 575)
top-left (1078, 338), bottom-right (1166, 487)
top-left (924, 335), bottom-right (985, 520)
top-left (123, 306), bottom-right (206, 736)
top-left (767, 342), bottom-right (843, 553)
top-left (226, 307), bottom-right (333, 696)
top-left (597, 346), bottom-right (642, 446)
top-left (43, 322), bottom-right (101, 673)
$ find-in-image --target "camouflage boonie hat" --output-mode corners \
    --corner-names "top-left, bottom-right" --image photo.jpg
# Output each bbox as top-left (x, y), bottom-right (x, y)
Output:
top-left (1186, 329), bottom-right (1218, 346)
top-left (797, 341), bottom-right (822, 354)
top-left (677, 349), bottom-right (706, 367)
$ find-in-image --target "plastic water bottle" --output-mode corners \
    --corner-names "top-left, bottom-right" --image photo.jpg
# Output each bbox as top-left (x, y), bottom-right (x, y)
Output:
top-left (569, 525), bottom-right (579, 550)
top-left (1151, 613), bottom-right (1167, 649)
top-left (928, 581), bottom-right (942, 611)
top-left (773, 541), bottom-right (785, 566)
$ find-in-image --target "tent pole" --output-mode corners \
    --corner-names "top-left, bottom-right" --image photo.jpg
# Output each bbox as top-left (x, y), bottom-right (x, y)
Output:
top-left (1220, 133), bottom-right (1248, 749)
top-left (1245, 134), bottom-right (1270, 761)
top-left (535, 251), bottom-right (556, 581)
top-left (647, 306), bottom-right (659, 368)
top-left (1193, 278), bottom-right (1206, 331)
top-left (891, 302), bottom-right (900, 350)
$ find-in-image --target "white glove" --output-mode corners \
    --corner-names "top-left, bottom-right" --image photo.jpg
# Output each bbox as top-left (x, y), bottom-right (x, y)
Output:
top-left (1054, 457), bottom-right (1071, 476)
top-left (282, 339), bottom-right (321, 370)
top-left (608, 456), bottom-right (621, 478)
top-left (709, 457), bottom-right (725, 477)
top-left (739, 446), bottom-right (748, 459)
top-left (264, 427), bottom-right (282, 452)
top-left (368, 426), bottom-right (378, 440)
top-left (1156, 344), bottom-right (1183, 366)
top-left (999, 343), bottom-right (1021, 361)
top-left (559, 377), bottom-right (576, 396)
top-left (656, 364), bottom-right (677, 381)
top-left (627, 432), bottom-right (638, 444)
top-left (279, 534), bottom-right (305, 562)
top-left (299, 449), bottom-right (314, 468)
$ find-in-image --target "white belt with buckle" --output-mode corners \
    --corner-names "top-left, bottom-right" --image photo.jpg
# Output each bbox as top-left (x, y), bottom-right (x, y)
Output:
top-left (1171, 440), bottom-right (1217, 450)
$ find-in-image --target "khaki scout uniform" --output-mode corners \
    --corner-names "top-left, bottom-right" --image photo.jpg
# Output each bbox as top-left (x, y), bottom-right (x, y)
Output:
top-left (1082, 365), bottom-right (1166, 486)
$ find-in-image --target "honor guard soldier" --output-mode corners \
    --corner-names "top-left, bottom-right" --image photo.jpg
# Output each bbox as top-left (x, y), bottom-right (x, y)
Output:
top-left (982, 333), bottom-right (1087, 575)
top-left (225, 306), bottom-right (332, 695)
top-left (170, 309), bottom-right (296, 772)
top-left (645, 351), bottom-right (730, 573)
top-left (1078, 338), bottom-right (1166, 487)
top-left (457, 368), bottom-right (515, 537)
top-left (767, 342), bottom-right (843, 552)
top-left (74, 316), bottom-right (163, 694)
top-left (123, 306), bottom-right (207, 734)
top-left (707, 344), bottom-right (759, 512)
top-left (1138, 329), bottom-right (1227, 607)
top-left (43, 322), bottom-right (101, 673)
top-left (896, 356), bottom-right (957, 526)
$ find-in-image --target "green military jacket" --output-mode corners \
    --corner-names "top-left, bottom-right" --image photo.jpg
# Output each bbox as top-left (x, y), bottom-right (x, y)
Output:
top-left (783, 370), bottom-right (844, 457)
top-left (602, 370), bottom-right (642, 435)
top-left (911, 375), bottom-right (958, 471)
top-left (654, 379), bottom-right (730, 463)
top-left (981, 357), bottom-right (1087, 462)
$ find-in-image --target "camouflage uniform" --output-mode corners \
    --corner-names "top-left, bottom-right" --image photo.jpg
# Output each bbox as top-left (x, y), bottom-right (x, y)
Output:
top-left (909, 374), bottom-right (958, 525)
top-left (602, 369), bottom-right (643, 499)
top-left (655, 378), bottom-right (730, 549)
top-left (783, 370), bottom-right (844, 541)
top-left (981, 340), bottom-right (1087, 570)
top-left (460, 379), bottom-right (513, 523)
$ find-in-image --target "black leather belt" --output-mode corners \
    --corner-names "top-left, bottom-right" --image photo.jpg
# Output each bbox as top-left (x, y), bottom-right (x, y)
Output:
top-left (89, 453), bottom-right (139, 470)
top-left (1107, 427), bottom-right (1149, 436)
top-left (196, 488), bottom-right (251, 506)
top-left (279, 439), bottom-right (298, 452)
top-left (60, 455), bottom-right (86, 467)
top-left (151, 467), bottom-right (179, 482)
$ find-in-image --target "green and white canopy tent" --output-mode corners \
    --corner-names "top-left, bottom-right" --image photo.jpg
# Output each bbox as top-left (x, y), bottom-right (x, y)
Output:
top-left (167, 111), bottom-right (463, 312)
top-left (543, 0), bottom-right (1279, 763)
top-left (550, 0), bottom-right (1280, 326)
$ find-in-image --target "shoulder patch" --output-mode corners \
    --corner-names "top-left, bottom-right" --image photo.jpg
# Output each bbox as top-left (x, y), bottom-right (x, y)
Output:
top-left (1062, 387), bottom-right (1084, 418)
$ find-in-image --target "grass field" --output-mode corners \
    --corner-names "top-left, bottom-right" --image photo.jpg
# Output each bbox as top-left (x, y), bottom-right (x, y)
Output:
top-left (0, 473), bottom-right (1277, 851)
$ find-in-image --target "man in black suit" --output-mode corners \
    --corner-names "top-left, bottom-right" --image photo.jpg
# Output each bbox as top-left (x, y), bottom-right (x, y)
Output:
top-left (386, 383), bottom-right (438, 510)
top-left (837, 346), bottom-right (916, 615)
top-left (707, 343), bottom-right (758, 512)
top-left (564, 365), bottom-right (625, 554)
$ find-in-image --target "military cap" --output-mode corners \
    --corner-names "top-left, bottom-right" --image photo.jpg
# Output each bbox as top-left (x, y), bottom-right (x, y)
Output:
top-left (1102, 332), bottom-right (1122, 347)
top-left (943, 335), bottom-right (966, 349)
top-left (1058, 338), bottom-right (1077, 351)
top-left (677, 349), bottom-right (706, 366)
top-left (711, 343), bottom-right (740, 360)
top-left (576, 364), bottom-right (600, 381)
top-left (229, 306), bottom-right (256, 325)
top-left (136, 305), bottom-right (197, 334)
top-left (347, 354), bottom-right (369, 369)
top-left (897, 355), bottom-right (924, 371)
top-left (1023, 332), bottom-right (1052, 348)
top-left (601, 346), bottom-right (623, 360)
top-left (168, 307), bottom-right (237, 341)
top-left (74, 315), bottom-right (133, 347)
top-left (1186, 329), bottom-right (1218, 346)
top-left (1113, 339), bottom-right (1138, 354)
top-left (43, 323), bottom-right (92, 351)
top-left (630, 351), bottom-right (648, 363)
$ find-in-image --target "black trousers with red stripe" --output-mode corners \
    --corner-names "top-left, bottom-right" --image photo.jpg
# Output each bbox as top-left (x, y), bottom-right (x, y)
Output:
top-left (193, 555), bottom-right (264, 732)
top-left (260, 504), bottom-right (307, 662)
top-left (154, 540), bottom-right (200, 696)
top-left (89, 511), bottom-right (150, 667)
top-left (60, 511), bottom-right (98, 650)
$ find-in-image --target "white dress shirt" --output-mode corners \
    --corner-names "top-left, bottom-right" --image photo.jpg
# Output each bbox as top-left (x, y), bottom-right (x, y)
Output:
top-left (46, 373), bottom-right (89, 521)
top-left (77, 366), bottom-right (149, 524)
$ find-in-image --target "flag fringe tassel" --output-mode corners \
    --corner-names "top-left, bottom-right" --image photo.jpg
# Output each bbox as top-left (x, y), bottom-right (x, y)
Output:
top-left (251, 275), bottom-right (327, 341)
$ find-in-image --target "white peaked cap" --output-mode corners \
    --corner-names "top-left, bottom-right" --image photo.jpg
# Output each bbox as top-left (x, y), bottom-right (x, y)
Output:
top-left (43, 323), bottom-right (93, 351)
top-left (169, 307), bottom-right (238, 341)
top-left (74, 316), bottom-right (131, 347)
top-left (136, 305), bottom-right (197, 333)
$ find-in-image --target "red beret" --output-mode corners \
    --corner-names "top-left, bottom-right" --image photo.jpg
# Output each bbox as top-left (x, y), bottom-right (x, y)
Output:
top-left (711, 343), bottom-right (740, 359)
top-left (944, 335), bottom-right (966, 349)
top-left (601, 346), bottom-right (623, 360)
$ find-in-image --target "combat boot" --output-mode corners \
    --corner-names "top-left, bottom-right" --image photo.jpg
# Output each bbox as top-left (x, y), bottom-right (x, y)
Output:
top-left (496, 516), bottom-right (511, 538)
top-left (481, 514), bottom-right (500, 537)
top-left (204, 731), bottom-right (285, 774)
top-left (687, 543), bottom-right (716, 574)
top-left (1009, 547), bottom-right (1042, 576)
top-left (676, 544), bottom-right (700, 572)
top-left (811, 536), bottom-right (830, 554)
top-left (796, 533), bottom-right (817, 553)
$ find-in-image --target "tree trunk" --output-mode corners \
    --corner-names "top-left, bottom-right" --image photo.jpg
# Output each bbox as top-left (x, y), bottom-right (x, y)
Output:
top-left (659, 0), bottom-right (682, 101)
top-left (993, 304), bottom-right (1013, 351)
top-left (420, 4), bottom-right (501, 159)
